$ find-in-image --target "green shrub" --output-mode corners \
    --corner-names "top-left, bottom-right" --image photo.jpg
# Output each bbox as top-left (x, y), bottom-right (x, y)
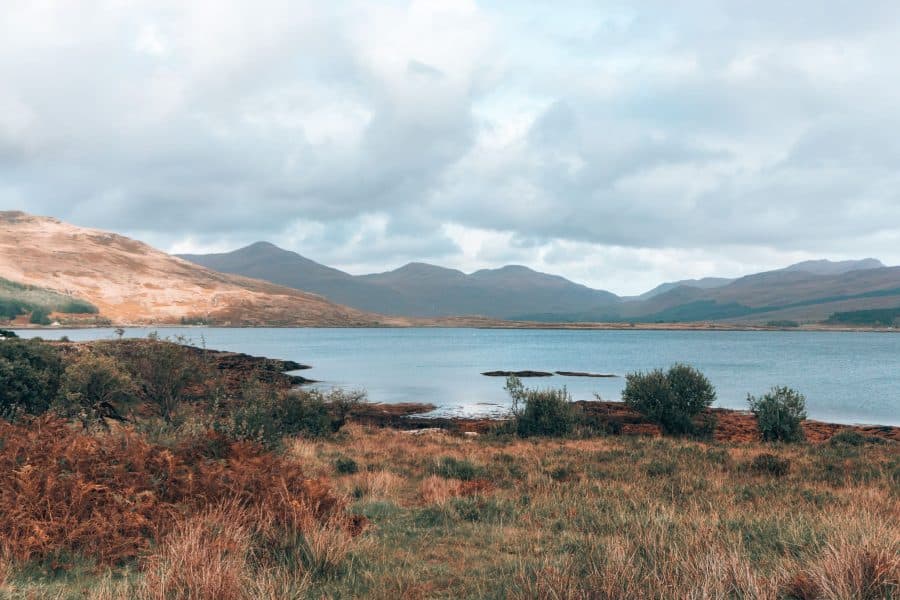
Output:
top-left (334, 456), bottom-right (359, 475)
top-left (57, 353), bottom-right (135, 424)
top-left (645, 459), bottom-right (677, 478)
top-left (429, 456), bottom-right (484, 481)
top-left (28, 306), bottom-right (51, 325)
top-left (505, 375), bottom-right (575, 437)
top-left (750, 453), bottom-right (790, 477)
top-left (828, 429), bottom-right (886, 447)
top-left (748, 386), bottom-right (806, 443)
top-left (58, 299), bottom-right (99, 314)
top-left (0, 339), bottom-right (63, 419)
top-left (622, 364), bottom-right (716, 435)
top-left (0, 329), bottom-right (17, 338)
top-left (220, 385), bottom-right (361, 450)
top-left (109, 336), bottom-right (207, 423)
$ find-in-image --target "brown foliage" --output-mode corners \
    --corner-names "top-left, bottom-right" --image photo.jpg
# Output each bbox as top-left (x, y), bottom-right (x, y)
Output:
top-left (0, 416), bottom-right (357, 566)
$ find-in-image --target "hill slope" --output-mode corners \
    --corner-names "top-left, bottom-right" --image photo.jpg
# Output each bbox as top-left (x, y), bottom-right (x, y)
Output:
top-left (0, 212), bottom-right (389, 327)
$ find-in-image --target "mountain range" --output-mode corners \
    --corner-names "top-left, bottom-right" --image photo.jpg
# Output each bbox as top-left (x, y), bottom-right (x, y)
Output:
top-left (2, 211), bottom-right (897, 327)
top-left (179, 243), bottom-right (899, 324)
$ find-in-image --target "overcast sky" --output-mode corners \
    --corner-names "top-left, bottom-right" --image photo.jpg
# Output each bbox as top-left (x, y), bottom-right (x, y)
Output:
top-left (3, 1), bottom-right (900, 294)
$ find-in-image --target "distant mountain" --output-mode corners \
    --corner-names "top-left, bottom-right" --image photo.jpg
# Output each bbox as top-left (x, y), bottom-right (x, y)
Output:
top-left (635, 277), bottom-right (734, 300)
top-left (777, 258), bottom-right (884, 276)
top-left (180, 243), bottom-right (900, 325)
top-left (0, 212), bottom-right (388, 327)
top-left (180, 244), bottom-right (619, 319)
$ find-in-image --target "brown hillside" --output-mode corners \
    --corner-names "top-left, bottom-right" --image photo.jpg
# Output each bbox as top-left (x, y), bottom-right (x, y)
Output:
top-left (0, 211), bottom-right (394, 326)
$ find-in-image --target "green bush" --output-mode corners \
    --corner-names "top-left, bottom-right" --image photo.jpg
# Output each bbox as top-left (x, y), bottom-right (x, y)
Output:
top-left (749, 453), bottom-right (790, 477)
top-left (220, 385), bottom-right (362, 450)
top-left (0, 339), bottom-right (63, 419)
top-left (622, 364), bottom-right (716, 435)
top-left (107, 336), bottom-right (207, 423)
top-left (429, 456), bottom-right (484, 481)
top-left (28, 306), bottom-right (51, 325)
top-left (334, 456), bottom-right (359, 475)
top-left (748, 386), bottom-right (806, 443)
top-left (505, 375), bottom-right (575, 437)
top-left (828, 429), bottom-right (885, 447)
top-left (58, 299), bottom-right (99, 314)
top-left (0, 329), bottom-right (17, 338)
top-left (57, 353), bottom-right (135, 424)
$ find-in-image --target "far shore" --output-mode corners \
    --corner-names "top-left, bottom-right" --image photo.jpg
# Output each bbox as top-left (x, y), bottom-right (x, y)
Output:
top-left (7, 319), bottom-right (900, 333)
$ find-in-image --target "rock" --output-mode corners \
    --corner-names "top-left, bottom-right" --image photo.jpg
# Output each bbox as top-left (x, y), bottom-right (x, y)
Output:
top-left (402, 428), bottom-right (445, 436)
top-left (481, 370), bottom-right (553, 377)
top-left (555, 371), bottom-right (618, 378)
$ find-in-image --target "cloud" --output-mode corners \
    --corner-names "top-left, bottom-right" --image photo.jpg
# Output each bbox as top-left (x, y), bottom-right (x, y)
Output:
top-left (2, 0), bottom-right (900, 294)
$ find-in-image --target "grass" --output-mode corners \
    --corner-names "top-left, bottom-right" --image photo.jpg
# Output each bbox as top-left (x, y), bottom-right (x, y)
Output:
top-left (3, 423), bottom-right (896, 598)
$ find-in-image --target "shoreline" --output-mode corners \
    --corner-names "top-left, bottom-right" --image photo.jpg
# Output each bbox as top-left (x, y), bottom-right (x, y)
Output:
top-left (8, 321), bottom-right (900, 333)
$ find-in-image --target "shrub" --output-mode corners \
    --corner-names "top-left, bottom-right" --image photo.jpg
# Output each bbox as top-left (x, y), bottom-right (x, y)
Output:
top-left (220, 385), bottom-right (360, 450)
top-left (622, 364), bottom-right (716, 435)
top-left (748, 386), bottom-right (806, 443)
top-left (57, 353), bottom-right (135, 425)
top-left (750, 453), bottom-right (790, 477)
top-left (334, 456), bottom-right (359, 475)
top-left (828, 429), bottom-right (885, 447)
top-left (505, 375), bottom-right (575, 437)
top-left (0, 339), bottom-right (62, 419)
top-left (57, 299), bottom-right (98, 314)
top-left (109, 337), bottom-right (207, 423)
top-left (28, 306), bottom-right (51, 325)
top-left (0, 329), bottom-right (17, 338)
top-left (429, 457), bottom-right (484, 481)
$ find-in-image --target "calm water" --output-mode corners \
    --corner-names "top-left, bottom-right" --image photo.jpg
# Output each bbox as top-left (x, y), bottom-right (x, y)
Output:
top-left (14, 327), bottom-right (900, 426)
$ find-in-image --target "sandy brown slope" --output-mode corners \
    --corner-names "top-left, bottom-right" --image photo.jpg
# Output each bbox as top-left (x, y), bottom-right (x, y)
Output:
top-left (0, 211), bottom-right (395, 326)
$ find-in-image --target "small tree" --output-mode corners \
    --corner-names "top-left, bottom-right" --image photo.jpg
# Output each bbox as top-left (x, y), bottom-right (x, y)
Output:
top-left (29, 307), bottom-right (51, 325)
top-left (622, 364), bottom-right (716, 435)
top-left (505, 375), bottom-right (575, 437)
top-left (748, 386), bottom-right (806, 443)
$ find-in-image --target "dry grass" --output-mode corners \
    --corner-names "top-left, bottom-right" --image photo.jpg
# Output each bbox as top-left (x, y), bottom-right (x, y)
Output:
top-left (2, 420), bottom-right (898, 598)
top-left (0, 416), bottom-right (357, 566)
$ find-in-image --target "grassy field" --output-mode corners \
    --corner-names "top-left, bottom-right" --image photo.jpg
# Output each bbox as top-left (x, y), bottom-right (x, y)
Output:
top-left (0, 338), bottom-right (897, 599)
top-left (2, 424), bottom-right (898, 599)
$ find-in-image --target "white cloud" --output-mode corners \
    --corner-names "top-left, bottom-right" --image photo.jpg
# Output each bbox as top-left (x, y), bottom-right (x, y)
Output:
top-left (3, 0), bottom-right (900, 295)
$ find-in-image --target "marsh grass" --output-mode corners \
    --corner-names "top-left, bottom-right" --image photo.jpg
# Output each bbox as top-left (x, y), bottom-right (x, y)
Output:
top-left (2, 422), bottom-right (898, 599)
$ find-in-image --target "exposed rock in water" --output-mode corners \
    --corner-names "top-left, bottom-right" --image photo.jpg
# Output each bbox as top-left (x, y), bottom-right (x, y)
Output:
top-left (555, 371), bottom-right (618, 378)
top-left (481, 370), bottom-right (553, 377)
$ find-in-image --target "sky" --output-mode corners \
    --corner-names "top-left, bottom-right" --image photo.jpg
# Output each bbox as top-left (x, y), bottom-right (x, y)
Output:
top-left (3, 1), bottom-right (900, 295)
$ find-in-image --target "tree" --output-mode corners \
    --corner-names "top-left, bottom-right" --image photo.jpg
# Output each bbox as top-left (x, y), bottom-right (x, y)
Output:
top-left (622, 364), bottom-right (716, 434)
top-left (748, 386), bottom-right (806, 443)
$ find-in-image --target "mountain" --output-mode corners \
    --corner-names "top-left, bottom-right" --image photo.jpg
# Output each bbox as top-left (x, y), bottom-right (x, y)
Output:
top-left (0, 212), bottom-right (391, 327)
top-left (635, 277), bottom-right (734, 300)
top-left (180, 243), bottom-right (899, 324)
top-left (180, 244), bottom-right (619, 319)
top-left (633, 259), bottom-right (884, 300)
top-left (778, 258), bottom-right (884, 276)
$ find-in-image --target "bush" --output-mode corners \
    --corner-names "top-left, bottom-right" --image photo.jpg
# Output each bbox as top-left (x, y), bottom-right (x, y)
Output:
top-left (220, 385), bottom-right (361, 450)
top-left (505, 375), bottom-right (575, 437)
top-left (57, 353), bottom-right (135, 425)
top-left (334, 456), bottom-right (359, 475)
top-left (828, 429), bottom-right (885, 447)
top-left (429, 456), bottom-right (484, 481)
top-left (28, 306), bottom-right (51, 325)
top-left (748, 386), bottom-right (806, 443)
top-left (109, 337), bottom-right (207, 423)
top-left (0, 339), bottom-right (62, 419)
top-left (0, 329), bottom-right (17, 338)
top-left (750, 453), bottom-right (790, 477)
top-left (622, 364), bottom-right (716, 435)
